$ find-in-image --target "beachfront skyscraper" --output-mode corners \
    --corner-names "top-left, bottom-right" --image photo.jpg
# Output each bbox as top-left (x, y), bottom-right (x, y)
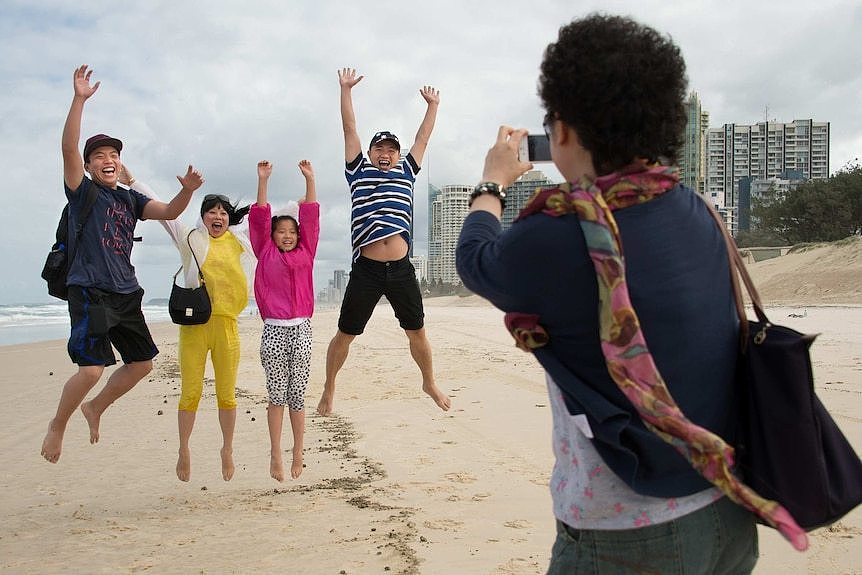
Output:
top-left (426, 172), bottom-right (557, 286)
top-left (679, 92), bottom-right (709, 196)
top-left (427, 183), bottom-right (441, 259)
top-left (428, 184), bottom-right (471, 284)
top-left (500, 170), bottom-right (556, 230)
top-left (706, 119), bottom-right (830, 234)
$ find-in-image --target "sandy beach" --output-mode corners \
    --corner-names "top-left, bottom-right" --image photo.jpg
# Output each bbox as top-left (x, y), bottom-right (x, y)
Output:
top-left (2, 238), bottom-right (861, 574)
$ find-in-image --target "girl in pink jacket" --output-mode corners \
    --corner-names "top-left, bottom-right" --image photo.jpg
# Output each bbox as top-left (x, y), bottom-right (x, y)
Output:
top-left (249, 160), bottom-right (319, 481)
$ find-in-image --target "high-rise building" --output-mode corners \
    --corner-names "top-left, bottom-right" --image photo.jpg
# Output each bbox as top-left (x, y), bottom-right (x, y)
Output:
top-left (679, 92), bottom-right (710, 195)
top-left (318, 268), bottom-right (349, 304)
top-left (427, 183), bottom-right (441, 259)
top-left (706, 119), bottom-right (830, 233)
top-left (410, 254), bottom-right (428, 284)
top-left (738, 170), bottom-right (806, 232)
top-left (428, 184), bottom-right (471, 284)
top-left (500, 170), bottom-right (556, 229)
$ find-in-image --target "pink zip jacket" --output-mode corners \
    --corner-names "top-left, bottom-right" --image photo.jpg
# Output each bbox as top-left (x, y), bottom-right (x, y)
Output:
top-left (249, 202), bottom-right (320, 320)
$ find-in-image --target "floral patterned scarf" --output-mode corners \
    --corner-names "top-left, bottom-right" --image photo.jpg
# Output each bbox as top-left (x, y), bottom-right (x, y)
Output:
top-left (505, 162), bottom-right (808, 551)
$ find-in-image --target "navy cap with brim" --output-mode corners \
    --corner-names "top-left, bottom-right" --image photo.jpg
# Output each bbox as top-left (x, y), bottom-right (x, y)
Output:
top-left (83, 133), bottom-right (123, 162)
top-left (369, 131), bottom-right (400, 150)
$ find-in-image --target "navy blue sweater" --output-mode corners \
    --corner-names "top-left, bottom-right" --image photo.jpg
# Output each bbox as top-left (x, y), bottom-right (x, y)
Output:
top-left (456, 184), bottom-right (739, 497)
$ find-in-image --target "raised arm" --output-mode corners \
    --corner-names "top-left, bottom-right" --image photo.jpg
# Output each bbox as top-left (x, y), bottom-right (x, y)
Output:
top-left (339, 68), bottom-right (364, 162)
top-left (62, 65), bottom-right (100, 190)
top-left (257, 160), bottom-right (273, 206)
top-left (408, 86), bottom-right (440, 166)
top-left (470, 126), bottom-right (532, 218)
top-left (141, 165), bottom-right (204, 220)
top-left (298, 160), bottom-right (316, 203)
top-left (297, 160), bottom-right (321, 255)
top-left (121, 168), bottom-right (184, 247)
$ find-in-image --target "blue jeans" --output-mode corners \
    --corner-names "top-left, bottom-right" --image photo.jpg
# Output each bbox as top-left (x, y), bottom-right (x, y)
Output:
top-left (547, 497), bottom-right (758, 574)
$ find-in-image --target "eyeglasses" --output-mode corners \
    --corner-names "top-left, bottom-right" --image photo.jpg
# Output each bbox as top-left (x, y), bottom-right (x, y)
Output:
top-left (542, 112), bottom-right (556, 138)
top-left (204, 194), bottom-right (230, 203)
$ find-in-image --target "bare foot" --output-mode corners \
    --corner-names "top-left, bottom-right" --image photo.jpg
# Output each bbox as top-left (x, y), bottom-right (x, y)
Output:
top-left (221, 447), bottom-right (235, 481)
top-left (176, 447), bottom-right (191, 482)
top-left (316, 392), bottom-right (334, 416)
top-left (423, 382), bottom-right (451, 411)
top-left (291, 447), bottom-right (304, 479)
top-left (80, 400), bottom-right (100, 444)
top-left (270, 451), bottom-right (285, 482)
top-left (41, 419), bottom-right (65, 463)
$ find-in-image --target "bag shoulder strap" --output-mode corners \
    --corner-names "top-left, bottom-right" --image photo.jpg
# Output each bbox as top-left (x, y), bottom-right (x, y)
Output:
top-left (695, 193), bottom-right (771, 340)
top-left (186, 230), bottom-right (206, 284)
top-left (66, 182), bottom-right (101, 267)
top-left (75, 182), bottom-right (101, 236)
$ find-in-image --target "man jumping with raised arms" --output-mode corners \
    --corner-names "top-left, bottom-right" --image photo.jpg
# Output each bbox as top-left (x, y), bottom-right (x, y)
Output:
top-left (317, 68), bottom-right (450, 416)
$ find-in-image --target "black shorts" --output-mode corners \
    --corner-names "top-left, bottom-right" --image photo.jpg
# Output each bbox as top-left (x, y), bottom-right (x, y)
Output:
top-left (338, 256), bottom-right (424, 335)
top-left (67, 286), bottom-right (159, 366)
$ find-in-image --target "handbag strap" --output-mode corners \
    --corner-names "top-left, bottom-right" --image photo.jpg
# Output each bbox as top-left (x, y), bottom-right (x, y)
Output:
top-left (185, 229), bottom-right (206, 284)
top-left (696, 194), bottom-right (771, 343)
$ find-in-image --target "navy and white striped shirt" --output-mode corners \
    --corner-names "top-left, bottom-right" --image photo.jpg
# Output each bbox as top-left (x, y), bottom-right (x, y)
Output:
top-left (346, 152), bottom-right (419, 262)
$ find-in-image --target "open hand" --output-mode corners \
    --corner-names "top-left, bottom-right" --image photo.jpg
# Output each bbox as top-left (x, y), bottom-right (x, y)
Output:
top-left (420, 85), bottom-right (440, 105)
top-left (298, 159), bottom-right (314, 179)
top-left (338, 68), bottom-right (364, 89)
top-left (177, 165), bottom-right (204, 192)
top-left (73, 64), bottom-right (100, 99)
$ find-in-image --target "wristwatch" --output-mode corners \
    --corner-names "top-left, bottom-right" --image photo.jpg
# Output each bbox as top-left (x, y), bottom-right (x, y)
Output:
top-left (469, 181), bottom-right (507, 210)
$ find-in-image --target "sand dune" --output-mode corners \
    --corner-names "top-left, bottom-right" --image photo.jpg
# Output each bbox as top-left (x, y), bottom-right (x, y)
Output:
top-left (748, 236), bottom-right (862, 305)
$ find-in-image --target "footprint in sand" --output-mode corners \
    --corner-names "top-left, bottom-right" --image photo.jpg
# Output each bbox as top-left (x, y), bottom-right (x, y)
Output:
top-left (423, 518), bottom-right (464, 531)
top-left (471, 492), bottom-right (492, 501)
top-left (498, 557), bottom-right (541, 574)
top-left (444, 472), bottom-right (477, 484)
top-left (529, 473), bottom-right (551, 486)
top-left (826, 522), bottom-right (862, 537)
top-left (503, 519), bottom-right (532, 529)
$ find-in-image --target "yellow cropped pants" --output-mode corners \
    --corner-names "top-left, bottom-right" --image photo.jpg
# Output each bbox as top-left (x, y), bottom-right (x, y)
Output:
top-left (177, 315), bottom-right (240, 411)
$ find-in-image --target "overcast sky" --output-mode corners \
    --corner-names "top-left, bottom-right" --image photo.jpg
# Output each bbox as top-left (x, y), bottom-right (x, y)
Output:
top-left (1, 0), bottom-right (859, 305)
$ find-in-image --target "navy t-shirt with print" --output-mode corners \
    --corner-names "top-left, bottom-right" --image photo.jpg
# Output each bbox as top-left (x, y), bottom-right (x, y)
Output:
top-left (64, 176), bottom-right (151, 294)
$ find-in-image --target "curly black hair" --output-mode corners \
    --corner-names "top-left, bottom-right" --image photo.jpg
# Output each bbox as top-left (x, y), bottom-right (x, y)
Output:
top-left (539, 14), bottom-right (688, 175)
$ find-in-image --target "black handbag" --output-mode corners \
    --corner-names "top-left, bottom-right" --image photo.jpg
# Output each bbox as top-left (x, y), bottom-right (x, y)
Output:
top-left (709, 201), bottom-right (862, 531)
top-left (168, 231), bottom-right (212, 325)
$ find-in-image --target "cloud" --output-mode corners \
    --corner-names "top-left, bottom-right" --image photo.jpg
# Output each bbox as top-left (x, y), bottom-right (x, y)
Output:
top-left (1, 0), bottom-right (858, 303)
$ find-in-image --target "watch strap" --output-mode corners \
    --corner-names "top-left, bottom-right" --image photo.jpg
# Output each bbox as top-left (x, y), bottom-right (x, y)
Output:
top-left (469, 181), bottom-right (507, 210)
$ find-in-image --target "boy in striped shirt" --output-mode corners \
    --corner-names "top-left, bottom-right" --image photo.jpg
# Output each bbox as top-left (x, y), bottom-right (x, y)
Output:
top-left (316, 68), bottom-right (450, 417)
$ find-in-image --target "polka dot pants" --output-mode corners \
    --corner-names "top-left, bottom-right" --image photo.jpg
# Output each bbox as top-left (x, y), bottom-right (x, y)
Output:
top-left (260, 320), bottom-right (312, 411)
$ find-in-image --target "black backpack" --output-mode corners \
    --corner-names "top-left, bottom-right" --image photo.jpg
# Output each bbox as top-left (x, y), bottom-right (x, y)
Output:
top-left (41, 185), bottom-right (101, 300)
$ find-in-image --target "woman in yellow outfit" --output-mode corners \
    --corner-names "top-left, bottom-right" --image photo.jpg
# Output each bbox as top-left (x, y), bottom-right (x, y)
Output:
top-left (129, 171), bottom-right (254, 482)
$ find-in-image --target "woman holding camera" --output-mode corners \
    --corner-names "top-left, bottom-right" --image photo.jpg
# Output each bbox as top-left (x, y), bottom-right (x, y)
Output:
top-left (457, 13), bottom-right (805, 573)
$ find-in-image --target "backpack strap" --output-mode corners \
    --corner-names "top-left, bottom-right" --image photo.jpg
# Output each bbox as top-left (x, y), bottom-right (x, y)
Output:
top-left (66, 182), bottom-right (101, 268)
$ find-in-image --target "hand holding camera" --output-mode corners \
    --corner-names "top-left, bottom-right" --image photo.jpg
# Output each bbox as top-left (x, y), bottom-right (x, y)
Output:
top-left (482, 126), bottom-right (533, 188)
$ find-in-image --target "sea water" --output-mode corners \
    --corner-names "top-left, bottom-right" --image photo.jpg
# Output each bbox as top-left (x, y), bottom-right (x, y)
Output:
top-left (0, 301), bottom-right (172, 347)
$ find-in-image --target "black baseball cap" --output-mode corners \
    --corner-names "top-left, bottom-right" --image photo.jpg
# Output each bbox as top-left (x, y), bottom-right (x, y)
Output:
top-left (83, 133), bottom-right (123, 162)
top-left (369, 131), bottom-right (400, 150)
